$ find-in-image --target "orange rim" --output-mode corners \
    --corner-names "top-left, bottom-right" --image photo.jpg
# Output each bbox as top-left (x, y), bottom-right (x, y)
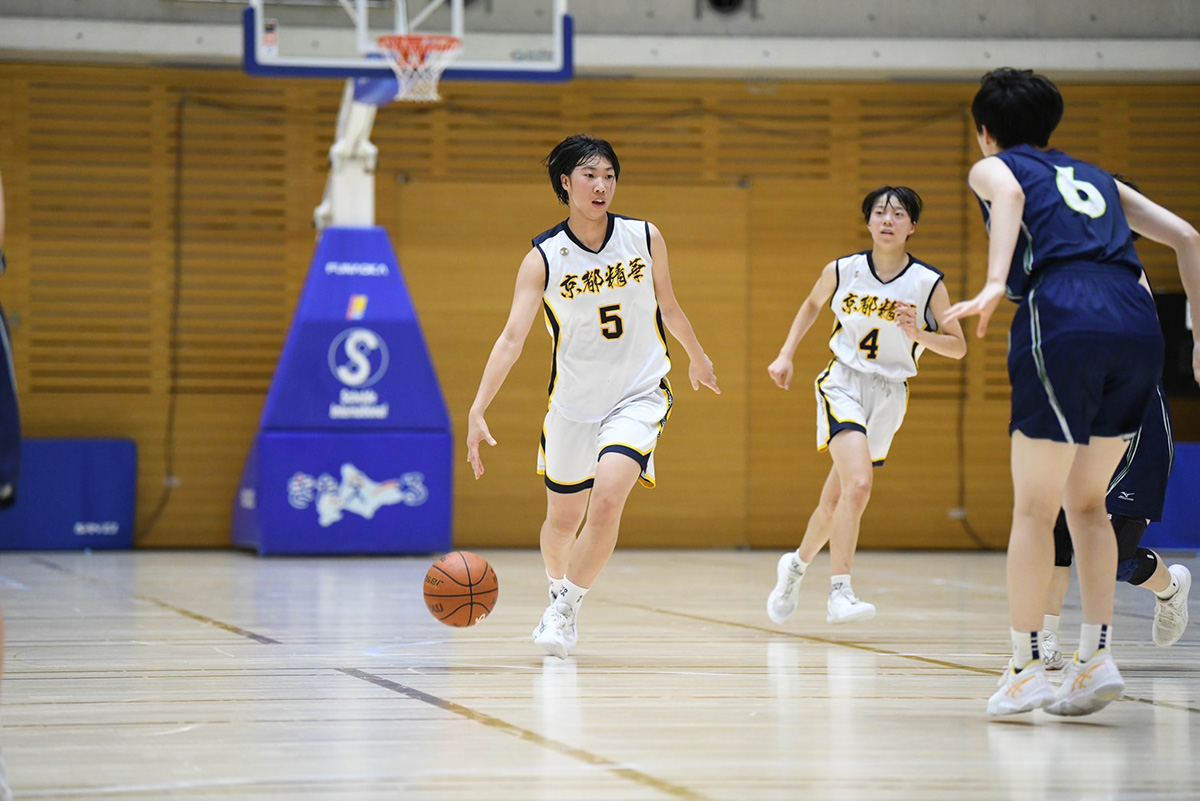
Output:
top-left (377, 34), bottom-right (462, 57)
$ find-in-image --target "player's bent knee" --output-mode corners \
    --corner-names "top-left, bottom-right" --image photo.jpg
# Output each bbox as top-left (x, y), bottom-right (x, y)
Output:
top-left (1111, 513), bottom-right (1149, 563)
top-left (585, 491), bottom-right (628, 526)
top-left (544, 517), bottom-right (582, 540)
top-left (1119, 547), bottom-right (1159, 585)
top-left (838, 476), bottom-right (873, 508)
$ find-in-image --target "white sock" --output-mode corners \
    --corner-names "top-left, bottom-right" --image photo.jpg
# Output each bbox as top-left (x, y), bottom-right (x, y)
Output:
top-left (1154, 573), bottom-right (1180, 600)
top-left (558, 577), bottom-right (588, 614)
top-left (1011, 628), bottom-right (1039, 669)
top-left (793, 551), bottom-right (810, 572)
top-left (547, 572), bottom-right (565, 600)
top-left (1078, 623), bottom-right (1110, 662)
top-left (830, 574), bottom-right (851, 593)
top-left (1042, 614), bottom-right (1060, 636)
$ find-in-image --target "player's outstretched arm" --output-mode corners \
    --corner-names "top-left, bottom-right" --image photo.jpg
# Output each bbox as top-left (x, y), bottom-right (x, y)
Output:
top-left (944, 157), bottom-right (1024, 338)
top-left (767, 260), bottom-right (837, 390)
top-left (1118, 181), bottom-right (1200, 386)
top-left (466, 248), bottom-right (545, 479)
top-left (648, 224), bottom-right (719, 395)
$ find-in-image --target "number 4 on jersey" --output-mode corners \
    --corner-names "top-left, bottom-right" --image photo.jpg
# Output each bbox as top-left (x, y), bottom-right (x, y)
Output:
top-left (858, 328), bottom-right (880, 360)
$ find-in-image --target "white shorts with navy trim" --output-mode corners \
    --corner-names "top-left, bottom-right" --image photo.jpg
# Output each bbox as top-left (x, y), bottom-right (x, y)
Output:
top-left (814, 360), bottom-right (908, 466)
top-left (538, 381), bottom-right (672, 493)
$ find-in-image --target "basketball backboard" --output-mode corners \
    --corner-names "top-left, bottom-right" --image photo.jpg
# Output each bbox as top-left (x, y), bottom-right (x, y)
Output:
top-left (243, 0), bottom-right (572, 83)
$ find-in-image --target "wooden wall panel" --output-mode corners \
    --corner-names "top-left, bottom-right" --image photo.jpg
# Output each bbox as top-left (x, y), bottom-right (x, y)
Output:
top-left (2, 64), bottom-right (1198, 548)
top-left (1, 66), bottom-right (328, 544)
top-left (24, 78), bottom-right (158, 395)
top-left (607, 184), bottom-right (750, 548)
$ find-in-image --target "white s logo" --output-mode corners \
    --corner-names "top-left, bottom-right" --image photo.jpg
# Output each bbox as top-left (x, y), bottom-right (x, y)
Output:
top-left (328, 328), bottom-right (389, 388)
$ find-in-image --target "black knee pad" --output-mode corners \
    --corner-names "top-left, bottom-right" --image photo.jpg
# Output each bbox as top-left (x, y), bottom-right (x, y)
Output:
top-left (1111, 513), bottom-right (1149, 563)
top-left (1118, 547), bottom-right (1159, 585)
top-left (1053, 509), bottom-right (1073, 567)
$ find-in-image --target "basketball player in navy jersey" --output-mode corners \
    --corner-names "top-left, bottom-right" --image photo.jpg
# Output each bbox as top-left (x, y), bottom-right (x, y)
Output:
top-left (765, 186), bottom-right (967, 625)
top-left (945, 68), bottom-right (1200, 717)
top-left (466, 135), bottom-right (720, 659)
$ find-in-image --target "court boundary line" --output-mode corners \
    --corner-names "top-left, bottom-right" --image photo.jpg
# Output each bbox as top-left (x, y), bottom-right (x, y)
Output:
top-left (337, 667), bottom-right (715, 801)
top-left (31, 556), bottom-right (282, 645)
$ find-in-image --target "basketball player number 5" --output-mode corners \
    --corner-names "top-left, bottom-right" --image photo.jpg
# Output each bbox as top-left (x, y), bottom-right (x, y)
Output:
top-left (599, 304), bottom-right (624, 340)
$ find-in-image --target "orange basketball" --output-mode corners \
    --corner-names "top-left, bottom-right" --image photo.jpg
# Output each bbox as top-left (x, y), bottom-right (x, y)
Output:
top-left (423, 551), bottom-right (499, 627)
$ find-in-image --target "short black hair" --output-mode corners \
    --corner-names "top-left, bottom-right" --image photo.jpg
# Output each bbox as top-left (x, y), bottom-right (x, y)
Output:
top-left (971, 68), bottom-right (1064, 149)
top-left (861, 186), bottom-right (923, 224)
top-left (544, 134), bottom-right (621, 205)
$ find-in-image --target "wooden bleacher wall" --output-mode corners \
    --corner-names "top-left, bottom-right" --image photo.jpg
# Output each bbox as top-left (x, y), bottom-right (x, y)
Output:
top-left (1, 64), bottom-right (1197, 548)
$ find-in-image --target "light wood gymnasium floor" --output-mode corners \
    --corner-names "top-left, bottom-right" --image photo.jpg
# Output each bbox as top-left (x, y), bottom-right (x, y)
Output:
top-left (1, 548), bottom-right (1198, 800)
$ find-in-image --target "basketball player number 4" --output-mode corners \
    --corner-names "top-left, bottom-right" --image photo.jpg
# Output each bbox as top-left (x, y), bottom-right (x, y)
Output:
top-left (599, 304), bottom-right (624, 340)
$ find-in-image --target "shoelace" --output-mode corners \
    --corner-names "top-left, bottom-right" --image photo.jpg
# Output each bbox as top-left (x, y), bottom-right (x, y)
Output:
top-left (536, 604), bottom-right (566, 632)
top-left (1158, 601), bottom-right (1183, 625)
top-left (547, 602), bottom-right (573, 628)
top-left (782, 572), bottom-right (801, 594)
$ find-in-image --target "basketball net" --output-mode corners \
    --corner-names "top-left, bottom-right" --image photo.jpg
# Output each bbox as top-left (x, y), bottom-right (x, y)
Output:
top-left (376, 34), bottom-right (462, 102)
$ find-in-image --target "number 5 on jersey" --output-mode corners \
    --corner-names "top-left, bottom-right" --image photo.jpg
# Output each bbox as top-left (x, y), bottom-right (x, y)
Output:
top-left (599, 304), bottom-right (624, 340)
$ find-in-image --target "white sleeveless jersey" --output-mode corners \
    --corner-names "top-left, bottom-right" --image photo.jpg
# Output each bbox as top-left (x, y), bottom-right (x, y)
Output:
top-left (535, 214), bottom-right (671, 423)
top-left (827, 251), bottom-right (944, 380)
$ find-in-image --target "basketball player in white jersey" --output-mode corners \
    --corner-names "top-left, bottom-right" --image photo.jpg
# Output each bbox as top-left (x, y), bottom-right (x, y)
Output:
top-left (765, 187), bottom-right (967, 625)
top-left (466, 135), bottom-right (720, 658)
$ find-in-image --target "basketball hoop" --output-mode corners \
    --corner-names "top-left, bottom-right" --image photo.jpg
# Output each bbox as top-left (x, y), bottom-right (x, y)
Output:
top-left (376, 34), bottom-right (462, 102)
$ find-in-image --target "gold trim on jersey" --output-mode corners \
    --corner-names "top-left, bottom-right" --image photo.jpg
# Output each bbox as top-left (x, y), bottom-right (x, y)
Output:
top-left (654, 305), bottom-right (672, 370)
top-left (828, 320), bottom-right (843, 350)
top-left (658, 378), bottom-right (674, 433)
top-left (542, 300), bottom-right (562, 404)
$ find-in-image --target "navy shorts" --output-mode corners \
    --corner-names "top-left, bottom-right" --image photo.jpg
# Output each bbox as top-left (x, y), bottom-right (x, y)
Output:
top-left (1107, 384), bottom-right (1173, 522)
top-left (1008, 266), bottom-right (1163, 444)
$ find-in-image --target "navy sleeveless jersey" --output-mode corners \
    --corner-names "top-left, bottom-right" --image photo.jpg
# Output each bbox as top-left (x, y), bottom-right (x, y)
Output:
top-left (978, 145), bottom-right (1143, 300)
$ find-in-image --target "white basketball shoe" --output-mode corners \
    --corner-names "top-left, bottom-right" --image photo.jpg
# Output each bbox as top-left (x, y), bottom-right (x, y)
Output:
top-left (1152, 564), bottom-right (1191, 647)
top-left (766, 552), bottom-right (806, 623)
